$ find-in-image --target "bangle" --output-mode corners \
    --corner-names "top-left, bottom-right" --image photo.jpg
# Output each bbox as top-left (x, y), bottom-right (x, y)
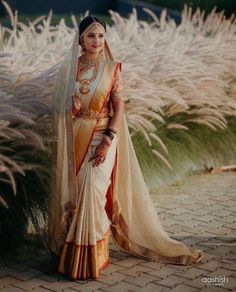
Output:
top-left (104, 129), bottom-right (114, 141)
top-left (108, 126), bottom-right (119, 134)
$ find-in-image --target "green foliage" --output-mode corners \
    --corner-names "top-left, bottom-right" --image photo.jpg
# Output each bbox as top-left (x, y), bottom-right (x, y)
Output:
top-left (133, 115), bottom-right (236, 190)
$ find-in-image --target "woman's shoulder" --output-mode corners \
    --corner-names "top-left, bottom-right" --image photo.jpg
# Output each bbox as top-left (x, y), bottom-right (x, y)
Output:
top-left (104, 60), bottom-right (122, 70)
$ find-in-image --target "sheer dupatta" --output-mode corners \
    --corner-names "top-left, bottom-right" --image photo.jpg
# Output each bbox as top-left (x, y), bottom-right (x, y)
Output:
top-left (111, 117), bottom-right (203, 264)
top-left (48, 29), bottom-right (204, 265)
top-left (48, 30), bottom-right (79, 253)
top-left (48, 30), bottom-right (120, 253)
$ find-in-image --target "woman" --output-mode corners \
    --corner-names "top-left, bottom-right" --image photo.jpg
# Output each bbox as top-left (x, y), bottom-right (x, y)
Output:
top-left (48, 15), bottom-right (204, 280)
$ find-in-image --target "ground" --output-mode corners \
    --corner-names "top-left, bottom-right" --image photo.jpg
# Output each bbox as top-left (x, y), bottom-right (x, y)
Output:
top-left (0, 172), bottom-right (236, 291)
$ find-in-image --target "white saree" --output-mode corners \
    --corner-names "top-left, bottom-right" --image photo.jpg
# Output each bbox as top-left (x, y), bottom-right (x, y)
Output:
top-left (48, 29), bottom-right (204, 280)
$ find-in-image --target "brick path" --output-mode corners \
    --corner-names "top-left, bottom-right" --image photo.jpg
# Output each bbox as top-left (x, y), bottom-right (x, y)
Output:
top-left (0, 172), bottom-right (236, 291)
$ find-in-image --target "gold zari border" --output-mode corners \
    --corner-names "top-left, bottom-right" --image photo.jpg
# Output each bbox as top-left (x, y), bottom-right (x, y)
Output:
top-left (110, 200), bottom-right (204, 266)
top-left (58, 229), bottom-right (110, 280)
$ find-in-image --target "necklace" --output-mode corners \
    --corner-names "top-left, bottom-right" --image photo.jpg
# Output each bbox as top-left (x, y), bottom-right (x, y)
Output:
top-left (77, 54), bottom-right (100, 94)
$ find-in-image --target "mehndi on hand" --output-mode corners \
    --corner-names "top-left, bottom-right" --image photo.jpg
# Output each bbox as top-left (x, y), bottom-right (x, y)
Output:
top-left (89, 136), bottom-right (112, 167)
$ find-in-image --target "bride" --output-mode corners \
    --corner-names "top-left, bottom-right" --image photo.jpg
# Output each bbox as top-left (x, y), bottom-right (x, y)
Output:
top-left (48, 15), bottom-right (204, 280)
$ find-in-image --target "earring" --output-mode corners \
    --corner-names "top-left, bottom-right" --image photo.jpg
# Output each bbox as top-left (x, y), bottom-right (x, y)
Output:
top-left (80, 37), bottom-right (86, 53)
top-left (98, 48), bottom-right (104, 59)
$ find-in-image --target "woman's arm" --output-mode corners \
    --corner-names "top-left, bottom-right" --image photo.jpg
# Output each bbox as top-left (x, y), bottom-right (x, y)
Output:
top-left (90, 64), bottom-right (125, 167)
top-left (108, 65), bottom-right (125, 132)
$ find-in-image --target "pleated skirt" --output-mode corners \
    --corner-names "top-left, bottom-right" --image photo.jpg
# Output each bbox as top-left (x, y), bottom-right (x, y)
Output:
top-left (58, 131), bottom-right (117, 280)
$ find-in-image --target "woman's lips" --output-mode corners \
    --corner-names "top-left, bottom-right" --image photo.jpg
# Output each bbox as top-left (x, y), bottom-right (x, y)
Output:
top-left (92, 44), bottom-right (101, 48)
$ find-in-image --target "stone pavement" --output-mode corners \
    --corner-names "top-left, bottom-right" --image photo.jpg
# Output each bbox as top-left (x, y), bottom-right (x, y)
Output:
top-left (0, 172), bottom-right (236, 291)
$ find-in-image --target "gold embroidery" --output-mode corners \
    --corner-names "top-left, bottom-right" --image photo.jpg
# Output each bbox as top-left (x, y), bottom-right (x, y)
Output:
top-left (75, 108), bottom-right (109, 121)
top-left (111, 69), bottom-right (124, 103)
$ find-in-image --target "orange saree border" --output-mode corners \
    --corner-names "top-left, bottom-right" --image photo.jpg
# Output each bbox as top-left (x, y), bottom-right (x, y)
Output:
top-left (58, 228), bottom-right (111, 280)
top-left (110, 208), bottom-right (204, 266)
top-left (105, 148), bottom-right (118, 221)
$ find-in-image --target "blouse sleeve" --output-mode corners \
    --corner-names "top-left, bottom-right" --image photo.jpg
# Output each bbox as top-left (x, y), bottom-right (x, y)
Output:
top-left (110, 64), bottom-right (125, 104)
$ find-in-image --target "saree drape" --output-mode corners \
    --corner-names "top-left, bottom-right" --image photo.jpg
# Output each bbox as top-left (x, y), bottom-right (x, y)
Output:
top-left (48, 29), bottom-right (203, 280)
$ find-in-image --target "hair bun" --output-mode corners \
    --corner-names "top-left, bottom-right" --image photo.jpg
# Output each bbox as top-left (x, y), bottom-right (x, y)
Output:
top-left (79, 15), bottom-right (106, 37)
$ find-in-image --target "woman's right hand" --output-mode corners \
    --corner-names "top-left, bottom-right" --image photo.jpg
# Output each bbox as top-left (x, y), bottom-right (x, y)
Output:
top-left (89, 136), bottom-right (111, 167)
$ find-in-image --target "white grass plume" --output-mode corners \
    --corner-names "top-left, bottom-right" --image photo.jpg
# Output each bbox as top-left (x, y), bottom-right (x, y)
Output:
top-left (0, 3), bottom-right (236, 181)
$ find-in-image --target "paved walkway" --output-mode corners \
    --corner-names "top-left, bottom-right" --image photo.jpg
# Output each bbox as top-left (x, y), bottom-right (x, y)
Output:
top-left (1, 172), bottom-right (236, 291)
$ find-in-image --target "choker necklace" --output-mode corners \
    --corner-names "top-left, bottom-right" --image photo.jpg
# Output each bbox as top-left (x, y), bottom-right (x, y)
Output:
top-left (77, 53), bottom-right (103, 94)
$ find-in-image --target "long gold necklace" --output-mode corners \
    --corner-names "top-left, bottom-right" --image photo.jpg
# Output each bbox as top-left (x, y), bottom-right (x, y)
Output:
top-left (77, 54), bottom-right (100, 94)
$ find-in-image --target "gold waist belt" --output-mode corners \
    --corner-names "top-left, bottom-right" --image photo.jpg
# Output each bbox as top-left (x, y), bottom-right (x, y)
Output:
top-left (76, 109), bottom-right (109, 121)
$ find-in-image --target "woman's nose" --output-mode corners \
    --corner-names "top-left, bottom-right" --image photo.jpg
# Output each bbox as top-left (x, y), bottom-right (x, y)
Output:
top-left (93, 35), bottom-right (99, 42)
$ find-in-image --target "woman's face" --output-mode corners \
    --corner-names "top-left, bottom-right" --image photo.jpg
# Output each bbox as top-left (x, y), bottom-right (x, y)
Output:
top-left (82, 24), bottom-right (106, 55)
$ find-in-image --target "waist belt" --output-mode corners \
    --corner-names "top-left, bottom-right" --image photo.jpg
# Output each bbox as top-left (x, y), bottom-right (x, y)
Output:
top-left (75, 109), bottom-right (110, 121)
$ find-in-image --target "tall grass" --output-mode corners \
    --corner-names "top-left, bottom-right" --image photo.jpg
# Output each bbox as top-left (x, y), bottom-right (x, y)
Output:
top-left (0, 1), bottom-right (236, 249)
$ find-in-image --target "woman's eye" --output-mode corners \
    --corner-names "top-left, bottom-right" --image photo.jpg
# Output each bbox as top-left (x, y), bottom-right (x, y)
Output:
top-left (87, 34), bottom-right (104, 39)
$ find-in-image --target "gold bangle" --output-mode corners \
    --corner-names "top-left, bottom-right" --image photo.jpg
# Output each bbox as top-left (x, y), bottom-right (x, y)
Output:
top-left (109, 126), bottom-right (118, 134)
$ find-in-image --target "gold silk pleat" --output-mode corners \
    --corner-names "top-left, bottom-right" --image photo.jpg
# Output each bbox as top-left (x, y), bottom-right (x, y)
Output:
top-left (57, 130), bottom-right (118, 280)
top-left (58, 229), bottom-right (110, 280)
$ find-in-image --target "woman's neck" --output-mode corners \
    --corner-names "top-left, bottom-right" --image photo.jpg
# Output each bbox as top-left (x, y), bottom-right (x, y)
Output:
top-left (83, 49), bottom-right (105, 62)
top-left (84, 51), bottom-right (99, 60)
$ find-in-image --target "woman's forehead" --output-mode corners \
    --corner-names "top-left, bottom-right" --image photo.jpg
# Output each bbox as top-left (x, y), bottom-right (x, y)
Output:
top-left (86, 25), bottom-right (105, 35)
